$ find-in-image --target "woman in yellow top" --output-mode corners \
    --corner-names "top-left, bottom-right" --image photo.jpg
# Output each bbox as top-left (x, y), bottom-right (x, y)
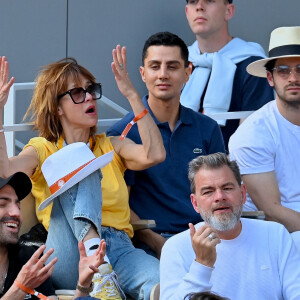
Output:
top-left (0, 46), bottom-right (165, 300)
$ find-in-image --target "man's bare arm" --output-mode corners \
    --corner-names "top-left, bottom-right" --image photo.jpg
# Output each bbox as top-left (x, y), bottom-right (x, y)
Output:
top-left (130, 208), bottom-right (166, 259)
top-left (243, 171), bottom-right (300, 232)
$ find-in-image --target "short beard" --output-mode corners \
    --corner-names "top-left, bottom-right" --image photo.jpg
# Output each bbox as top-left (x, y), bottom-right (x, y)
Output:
top-left (0, 217), bottom-right (20, 246)
top-left (200, 204), bottom-right (243, 232)
top-left (0, 231), bottom-right (19, 246)
top-left (280, 97), bottom-right (300, 109)
top-left (275, 82), bottom-right (300, 109)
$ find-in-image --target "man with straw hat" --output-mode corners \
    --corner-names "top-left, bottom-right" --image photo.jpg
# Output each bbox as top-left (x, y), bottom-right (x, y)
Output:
top-left (229, 26), bottom-right (300, 249)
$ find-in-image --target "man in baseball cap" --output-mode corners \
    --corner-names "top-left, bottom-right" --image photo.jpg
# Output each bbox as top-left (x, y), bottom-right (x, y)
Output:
top-left (0, 172), bottom-right (58, 299)
top-left (0, 171), bottom-right (107, 299)
top-left (0, 172), bottom-right (32, 202)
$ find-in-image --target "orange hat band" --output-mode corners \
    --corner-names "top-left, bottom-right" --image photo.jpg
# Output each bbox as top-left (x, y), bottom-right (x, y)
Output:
top-left (49, 158), bottom-right (97, 194)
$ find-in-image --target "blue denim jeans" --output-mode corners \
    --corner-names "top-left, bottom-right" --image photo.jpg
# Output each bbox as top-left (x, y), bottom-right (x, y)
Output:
top-left (45, 171), bottom-right (159, 300)
top-left (45, 171), bottom-right (102, 289)
top-left (102, 226), bottom-right (159, 300)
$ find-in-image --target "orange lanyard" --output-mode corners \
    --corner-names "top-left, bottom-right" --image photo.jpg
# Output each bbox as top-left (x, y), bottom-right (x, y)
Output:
top-left (57, 134), bottom-right (96, 151)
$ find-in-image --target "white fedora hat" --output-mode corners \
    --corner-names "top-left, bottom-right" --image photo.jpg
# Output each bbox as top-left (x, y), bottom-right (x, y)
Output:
top-left (247, 26), bottom-right (300, 78)
top-left (39, 142), bottom-right (114, 211)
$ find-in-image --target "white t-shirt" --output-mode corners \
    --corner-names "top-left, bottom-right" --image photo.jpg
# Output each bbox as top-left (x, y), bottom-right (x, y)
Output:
top-left (229, 100), bottom-right (300, 212)
top-left (160, 219), bottom-right (300, 300)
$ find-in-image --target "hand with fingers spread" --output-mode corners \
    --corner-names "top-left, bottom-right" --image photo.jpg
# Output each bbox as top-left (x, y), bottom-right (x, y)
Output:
top-left (77, 240), bottom-right (106, 288)
top-left (189, 223), bottom-right (221, 268)
top-left (111, 45), bottom-right (139, 100)
top-left (0, 56), bottom-right (15, 111)
top-left (14, 245), bottom-right (58, 290)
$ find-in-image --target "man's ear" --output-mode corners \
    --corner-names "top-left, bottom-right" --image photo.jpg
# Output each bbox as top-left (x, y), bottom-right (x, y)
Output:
top-left (185, 4), bottom-right (189, 17)
top-left (191, 194), bottom-right (200, 213)
top-left (266, 71), bottom-right (275, 87)
top-left (241, 184), bottom-right (247, 204)
top-left (139, 66), bottom-right (146, 83)
top-left (225, 3), bottom-right (235, 21)
top-left (185, 62), bottom-right (193, 83)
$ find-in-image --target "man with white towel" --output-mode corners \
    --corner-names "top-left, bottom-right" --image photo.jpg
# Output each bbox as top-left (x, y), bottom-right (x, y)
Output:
top-left (181, 0), bottom-right (273, 149)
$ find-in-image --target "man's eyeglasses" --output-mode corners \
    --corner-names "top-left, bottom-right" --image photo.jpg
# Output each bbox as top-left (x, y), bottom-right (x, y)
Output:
top-left (57, 83), bottom-right (102, 104)
top-left (271, 65), bottom-right (300, 79)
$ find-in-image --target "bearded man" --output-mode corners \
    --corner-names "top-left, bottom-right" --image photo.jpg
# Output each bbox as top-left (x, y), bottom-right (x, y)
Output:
top-left (229, 27), bottom-right (300, 246)
top-left (160, 153), bottom-right (300, 300)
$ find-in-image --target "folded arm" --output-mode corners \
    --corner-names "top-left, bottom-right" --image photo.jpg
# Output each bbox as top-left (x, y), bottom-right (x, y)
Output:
top-left (160, 225), bottom-right (218, 300)
top-left (243, 171), bottom-right (300, 232)
top-left (130, 208), bottom-right (166, 259)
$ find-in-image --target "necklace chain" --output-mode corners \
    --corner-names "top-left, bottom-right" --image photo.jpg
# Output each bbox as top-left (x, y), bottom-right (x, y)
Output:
top-left (0, 255), bottom-right (8, 294)
top-left (0, 258), bottom-right (8, 294)
top-left (0, 271), bottom-right (7, 294)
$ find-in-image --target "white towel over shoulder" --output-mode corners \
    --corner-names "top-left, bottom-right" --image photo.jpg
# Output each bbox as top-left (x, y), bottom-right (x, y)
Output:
top-left (180, 38), bottom-right (266, 125)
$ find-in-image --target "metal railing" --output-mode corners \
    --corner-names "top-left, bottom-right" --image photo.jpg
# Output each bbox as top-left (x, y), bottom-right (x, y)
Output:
top-left (3, 82), bottom-right (254, 157)
top-left (4, 82), bottom-right (129, 157)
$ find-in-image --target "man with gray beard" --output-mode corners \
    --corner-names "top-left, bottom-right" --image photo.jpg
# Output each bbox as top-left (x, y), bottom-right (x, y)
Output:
top-left (160, 153), bottom-right (300, 300)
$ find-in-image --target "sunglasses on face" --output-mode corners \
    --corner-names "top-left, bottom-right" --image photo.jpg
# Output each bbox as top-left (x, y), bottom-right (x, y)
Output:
top-left (57, 83), bottom-right (102, 104)
top-left (271, 65), bottom-right (300, 79)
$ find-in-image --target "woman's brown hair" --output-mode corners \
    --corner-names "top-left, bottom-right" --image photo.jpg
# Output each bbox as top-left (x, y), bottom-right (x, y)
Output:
top-left (25, 58), bottom-right (97, 142)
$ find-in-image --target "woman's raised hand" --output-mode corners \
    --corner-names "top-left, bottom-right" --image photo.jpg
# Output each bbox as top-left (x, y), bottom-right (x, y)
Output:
top-left (0, 56), bottom-right (15, 110)
top-left (111, 45), bottom-right (138, 100)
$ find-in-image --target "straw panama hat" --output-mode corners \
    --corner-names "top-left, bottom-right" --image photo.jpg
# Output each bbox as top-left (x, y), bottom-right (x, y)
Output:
top-left (247, 26), bottom-right (300, 78)
top-left (39, 142), bottom-right (114, 211)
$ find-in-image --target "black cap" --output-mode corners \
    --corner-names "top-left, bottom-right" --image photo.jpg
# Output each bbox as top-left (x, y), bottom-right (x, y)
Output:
top-left (0, 172), bottom-right (32, 201)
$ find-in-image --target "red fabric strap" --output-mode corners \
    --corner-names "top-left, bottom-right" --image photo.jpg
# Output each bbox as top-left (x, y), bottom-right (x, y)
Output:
top-left (14, 280), bottom-right (51, 300)
top-left (120, 108), bottom-right (148, 141)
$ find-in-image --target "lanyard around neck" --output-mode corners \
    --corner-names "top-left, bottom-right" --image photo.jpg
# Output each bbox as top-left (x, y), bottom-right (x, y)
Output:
top-left (57, 135), bottom-right (96, 151)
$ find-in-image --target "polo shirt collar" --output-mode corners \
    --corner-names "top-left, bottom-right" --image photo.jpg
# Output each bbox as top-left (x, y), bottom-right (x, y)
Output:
top-left (179, 104), bottom-right (193, 125)
top-left (142, 95), bottom-right (193, 126)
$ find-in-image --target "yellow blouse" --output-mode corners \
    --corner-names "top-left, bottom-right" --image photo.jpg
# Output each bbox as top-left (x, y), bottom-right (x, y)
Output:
top-left (24, 133), bottom-right (133, 237)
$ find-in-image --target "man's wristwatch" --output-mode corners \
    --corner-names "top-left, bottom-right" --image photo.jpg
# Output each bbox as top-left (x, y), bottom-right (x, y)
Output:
top-left (76, 282), bottom-right (94, 293)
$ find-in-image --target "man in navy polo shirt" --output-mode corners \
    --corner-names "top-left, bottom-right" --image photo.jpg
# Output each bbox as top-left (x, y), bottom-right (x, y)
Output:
top-left (107, 32), bottom-right (225, 258)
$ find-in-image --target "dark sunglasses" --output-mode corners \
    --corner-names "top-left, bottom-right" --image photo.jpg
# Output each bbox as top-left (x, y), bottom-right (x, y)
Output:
top-left (57, 83), bottom-right (102, 104)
